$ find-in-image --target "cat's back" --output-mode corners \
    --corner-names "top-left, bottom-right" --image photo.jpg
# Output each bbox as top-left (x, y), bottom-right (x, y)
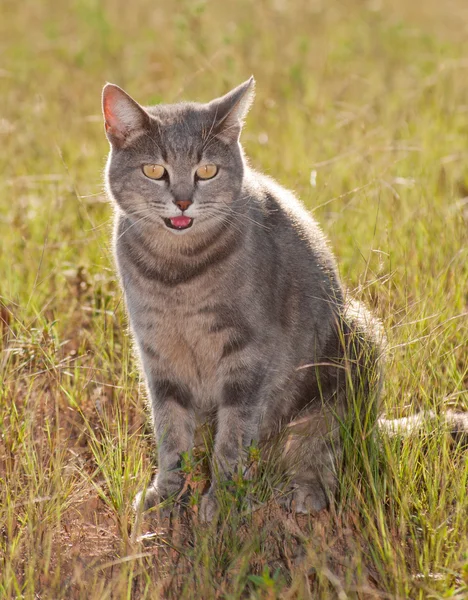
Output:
top-left (243, 170), bottom-right (344, 312)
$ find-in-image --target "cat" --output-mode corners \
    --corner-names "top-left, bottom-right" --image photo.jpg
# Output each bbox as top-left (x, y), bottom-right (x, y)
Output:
top-left (101, 78), bottom-right (464, 521)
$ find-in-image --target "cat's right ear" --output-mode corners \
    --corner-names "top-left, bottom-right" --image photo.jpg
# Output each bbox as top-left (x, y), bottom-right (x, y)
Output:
top-left (208, 77), bottom-right (256, 143)
top-left (102, 84), bottom-right (149, 148)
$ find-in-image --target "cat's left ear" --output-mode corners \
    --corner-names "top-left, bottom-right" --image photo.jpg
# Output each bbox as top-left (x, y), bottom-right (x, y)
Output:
top-left (102, 83), bottom-right (149, 148)
top-left (208, 77), bottom-right (255, 143)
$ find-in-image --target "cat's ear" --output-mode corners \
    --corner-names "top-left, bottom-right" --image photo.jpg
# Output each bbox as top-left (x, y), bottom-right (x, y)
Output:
top-left (102, 84), bottom-right (149, 148)
top-left (208, 77), bottom-right (255, 143)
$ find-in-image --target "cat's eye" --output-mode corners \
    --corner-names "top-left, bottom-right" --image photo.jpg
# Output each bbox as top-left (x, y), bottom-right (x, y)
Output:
top-left (143, 164), bottom-right (166, 180)
top-left (196, 164), bottom-right (218, 180)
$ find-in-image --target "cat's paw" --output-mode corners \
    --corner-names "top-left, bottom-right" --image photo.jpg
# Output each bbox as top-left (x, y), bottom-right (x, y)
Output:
top-left (293, 484), bottom-right (329, 514)
top-left (133, 476), bottom-right (182, 515)
top-left (199, 491), bottom-right (219, 523)
top-left (133, 483), bottom-right (162, 512)
top-left (278, 483), bottom-right (329, 514)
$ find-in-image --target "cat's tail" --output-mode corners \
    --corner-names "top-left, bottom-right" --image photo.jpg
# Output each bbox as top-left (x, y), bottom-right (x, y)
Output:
top-left (338, 299), bottom-right (468, 445)
top-left (377, 410), bottom-right (468, 445)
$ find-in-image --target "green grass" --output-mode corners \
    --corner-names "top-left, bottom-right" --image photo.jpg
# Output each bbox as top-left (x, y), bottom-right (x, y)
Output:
top-left (1, 0), bottom-right (468, 597)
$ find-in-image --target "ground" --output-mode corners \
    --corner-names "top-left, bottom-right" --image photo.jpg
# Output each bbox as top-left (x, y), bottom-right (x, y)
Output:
top-left (0, 0), bottom-right (467, 597)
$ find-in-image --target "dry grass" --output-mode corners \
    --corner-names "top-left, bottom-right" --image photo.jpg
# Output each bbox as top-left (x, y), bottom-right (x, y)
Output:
top-left (1, 0), bottom-right (468, 597)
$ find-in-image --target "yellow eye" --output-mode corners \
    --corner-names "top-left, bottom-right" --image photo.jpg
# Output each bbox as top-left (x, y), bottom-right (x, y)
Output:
top-left (143, 164), bottom-right (166, 179)
top-left (196, 164), bottom-right (218, 180)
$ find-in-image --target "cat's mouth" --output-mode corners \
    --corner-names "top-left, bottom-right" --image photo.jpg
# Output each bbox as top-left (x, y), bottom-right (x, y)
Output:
top-left (163, 216), bottom-right (194, 231)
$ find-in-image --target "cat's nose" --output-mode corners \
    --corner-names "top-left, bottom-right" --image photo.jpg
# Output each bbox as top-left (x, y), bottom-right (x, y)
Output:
top-left (173, 199), bottom-right (192, 212)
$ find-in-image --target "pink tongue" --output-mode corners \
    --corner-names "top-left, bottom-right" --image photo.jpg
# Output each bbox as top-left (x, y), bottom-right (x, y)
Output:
top-left (170, 216), bottom-right (192, 228)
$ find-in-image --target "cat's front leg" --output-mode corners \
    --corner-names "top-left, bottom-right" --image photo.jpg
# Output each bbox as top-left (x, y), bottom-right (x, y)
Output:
top-left (200, 376), bottom-right (262, 522)
top-left (135, 378), bottom-right (195, 512)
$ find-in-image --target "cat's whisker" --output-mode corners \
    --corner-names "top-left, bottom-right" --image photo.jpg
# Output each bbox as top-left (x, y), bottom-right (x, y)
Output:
top-left (213, 201), bottom-right (271, 231)
top-left (214, 213), bottom-right (247, 238)
top-left (195, 206), bottom-right (246, 237)
top-left (203, 207), bottom-right (256, 234)
top-left (116, 210), bottom-right (155, 240)
top-left (84, 217), bottom-right (114, 232)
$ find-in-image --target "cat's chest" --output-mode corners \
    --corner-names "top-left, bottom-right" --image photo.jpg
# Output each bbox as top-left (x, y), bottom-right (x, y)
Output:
top-left (149, 310), bottom-right (221, 378)
top-left (128, 284), bottom-right (230, 396)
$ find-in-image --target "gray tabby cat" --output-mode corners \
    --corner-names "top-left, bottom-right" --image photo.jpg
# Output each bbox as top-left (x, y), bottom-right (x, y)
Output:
top-left (101, 78), bottom-right (464, 521)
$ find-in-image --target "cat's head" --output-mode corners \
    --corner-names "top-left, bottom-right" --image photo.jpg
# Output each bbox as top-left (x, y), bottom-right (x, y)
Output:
top-left (102, 78), bottom-right (255, 236)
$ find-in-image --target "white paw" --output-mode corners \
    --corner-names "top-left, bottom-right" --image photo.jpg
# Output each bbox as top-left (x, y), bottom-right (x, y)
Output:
top-left (133, 483), bottom-right (162, 512)
top-left (133, 475), bottom-right (182, 516)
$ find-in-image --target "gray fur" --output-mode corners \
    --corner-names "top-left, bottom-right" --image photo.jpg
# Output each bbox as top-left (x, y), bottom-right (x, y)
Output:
top-left (102, 78), bottom-right (385, 519)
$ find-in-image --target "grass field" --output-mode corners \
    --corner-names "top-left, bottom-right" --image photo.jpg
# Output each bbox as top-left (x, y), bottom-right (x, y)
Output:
top-left (1, 0), bottom-right (468, 597)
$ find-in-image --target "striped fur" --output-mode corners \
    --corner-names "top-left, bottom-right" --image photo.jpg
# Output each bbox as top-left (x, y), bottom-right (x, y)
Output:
top-left (102, 79), bottom-right (385, 519)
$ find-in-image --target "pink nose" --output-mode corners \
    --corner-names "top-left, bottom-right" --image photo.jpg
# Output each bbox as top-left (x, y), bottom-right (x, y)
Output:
top-left (173, 199), bottom-right (192, 211)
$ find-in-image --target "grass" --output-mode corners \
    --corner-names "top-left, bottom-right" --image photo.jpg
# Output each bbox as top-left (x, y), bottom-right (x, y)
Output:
top-left (1, 0), bottom-right (468, 597)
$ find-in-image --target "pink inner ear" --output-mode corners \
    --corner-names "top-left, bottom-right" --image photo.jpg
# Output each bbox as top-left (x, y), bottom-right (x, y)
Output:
top-left (103, 86), bottom-right (129, 135)
top-left (103, 96), bottom-right (117, 130)
top-left (102, 85), bottom-right (146, 142)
